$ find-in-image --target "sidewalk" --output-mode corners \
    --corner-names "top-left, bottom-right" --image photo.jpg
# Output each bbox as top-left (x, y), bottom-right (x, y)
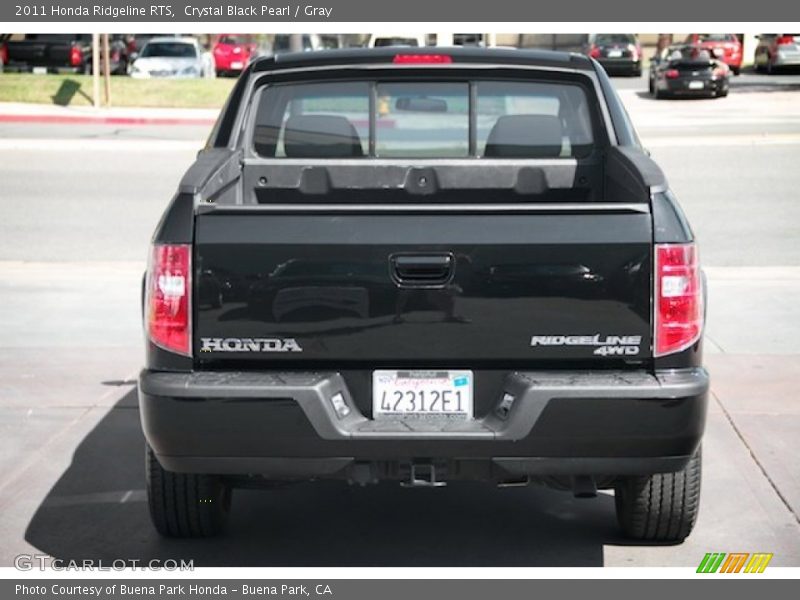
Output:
top-left (0, 102), bottom-right (219, 126)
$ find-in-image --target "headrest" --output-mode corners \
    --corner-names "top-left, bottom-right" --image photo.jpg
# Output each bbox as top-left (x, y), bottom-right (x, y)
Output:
top-left (283, 115), bottom-right (364, 158)
top-left (484, 114), bottom-right (564, 158)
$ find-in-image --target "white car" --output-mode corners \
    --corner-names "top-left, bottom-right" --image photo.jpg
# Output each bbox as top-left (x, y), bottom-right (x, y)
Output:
top-left (130, 36), bottom-right (214, 79)
top-left (367, 33), bottom-right (428, 48)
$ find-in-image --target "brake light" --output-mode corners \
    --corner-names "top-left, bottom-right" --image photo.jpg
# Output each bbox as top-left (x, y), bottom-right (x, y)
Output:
top-left (392, 54), bottom-right (452, 64)
top-left (655, 243), bottom-right (703, 357)
top-left (589, 45), bottom-right (601, 58)
top-left (69, 45), bottom-right (83, 67)
top-left (777, 35), bottom-right (796, 45)
top-left (146, 244), bottom-right (191, 356)
top-left (712, 66), bottom-right (727, 78)
top-left (665, 69), bottom-right (680, 79)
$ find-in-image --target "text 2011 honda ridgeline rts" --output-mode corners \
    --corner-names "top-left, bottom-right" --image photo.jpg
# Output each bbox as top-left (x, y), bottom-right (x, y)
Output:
top-left (139, 48), bottom-right (708, 541)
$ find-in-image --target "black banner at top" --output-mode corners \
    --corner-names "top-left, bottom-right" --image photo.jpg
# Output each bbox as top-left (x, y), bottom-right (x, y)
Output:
top-left (2, 0), bottom-right (796, 22)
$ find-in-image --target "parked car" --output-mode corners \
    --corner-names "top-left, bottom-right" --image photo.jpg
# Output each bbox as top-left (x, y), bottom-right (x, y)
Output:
top-left (649, 44), bottom-right (730, 99)
top-left (367, 33), bottom-right (428, 48)
top-left (584, 33), bottom-right (641, 76)
top-left (684, 34), bottom-right (742, 75)
top-left (1, 33), bottom-right (129, 75)
top-left (140, 47), bottom-right (708, 543)
top-left (754, 34), bottom-right (800, 74)
top-left (272, 34), bottom-right (342, 54)
top-left (130, 36), bottom-right (214, 79)
top-left (212, 34), bottom-right (257, 76)
top-left (0, 35), bottom-right (8, 72)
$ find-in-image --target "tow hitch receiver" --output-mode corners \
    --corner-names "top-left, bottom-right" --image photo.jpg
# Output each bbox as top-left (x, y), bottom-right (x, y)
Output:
top-left (401, 463), bottom-right (447, 488)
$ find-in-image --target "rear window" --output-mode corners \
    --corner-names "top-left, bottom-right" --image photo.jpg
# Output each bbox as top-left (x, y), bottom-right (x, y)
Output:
top-left (373, 37), bottom-right (422, 47)
top-left (694, 34), bottom-right (737, 43)
top-left (252, 79), bottom-right (596, 159)
top-left (141, 42), bottom-right (197, 59)
top-left (594, 34), bottom-right (636, 45)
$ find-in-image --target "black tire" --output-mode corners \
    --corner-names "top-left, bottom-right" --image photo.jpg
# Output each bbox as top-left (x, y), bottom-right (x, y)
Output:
top-left (731, 67), bottom-right (740, 76)
top-left (614, 447), bottom-right (701, 542)
top-left (146, 443), bottom-right (231, 537)
top-left (648, 77), bottom-right (654, 94)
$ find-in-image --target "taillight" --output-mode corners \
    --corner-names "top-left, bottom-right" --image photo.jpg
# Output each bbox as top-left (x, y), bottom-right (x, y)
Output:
top-left (69, 45), bottom-right (83, 67)
top-left (655, 243), bottom-right (703, 357)
top-left (392, 54), bottom-right (452, 64)
top-left (712, 66), bottom-right (727, 78)
top-left (589, 45), bottom-right (601, 58)
top-left (146, 244), bottom-right (191, 356)
top-left (665, 69), bottom-right (680, 79)
top-left (777, 35), bottom-right (796, 45)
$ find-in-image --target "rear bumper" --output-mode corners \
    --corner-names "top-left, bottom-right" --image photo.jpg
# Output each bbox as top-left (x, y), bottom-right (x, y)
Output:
top-left (597, 59), bottom-right (641, 73)
top-left (774, 51), bottom-right (800, 67)
top-left (139, 368), bottom-right (708, 478)
top-left (664, 77), bottom-right (727, 96)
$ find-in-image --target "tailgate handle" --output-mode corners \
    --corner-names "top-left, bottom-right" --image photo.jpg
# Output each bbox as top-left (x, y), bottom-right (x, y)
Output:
top-left (391, 254), bottom-right (454, 286)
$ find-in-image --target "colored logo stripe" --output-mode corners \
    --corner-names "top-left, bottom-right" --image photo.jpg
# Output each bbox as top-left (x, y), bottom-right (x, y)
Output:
top-left (744, 553), bottom-right (773, 573)
top-left (697, 553), bottom-right (726, 573)
top-left (720, 553), bottom-right (749, 573)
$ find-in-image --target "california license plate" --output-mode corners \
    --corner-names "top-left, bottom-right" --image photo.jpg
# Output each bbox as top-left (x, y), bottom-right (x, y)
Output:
top-left (688, 80), bottom-right (705, 90)
top-left (372, 370), bottom-right (473, 418)
top-left (231, 61), bottom-right (244, 69)
top-left (607, 49), bottom-right (623, 58)
top-left (32, 66), bottom-right (47, 75)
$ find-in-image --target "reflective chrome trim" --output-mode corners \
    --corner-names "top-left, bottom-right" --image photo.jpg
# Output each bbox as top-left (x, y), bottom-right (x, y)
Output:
top-left (202, 203), bottom-right (650, 214)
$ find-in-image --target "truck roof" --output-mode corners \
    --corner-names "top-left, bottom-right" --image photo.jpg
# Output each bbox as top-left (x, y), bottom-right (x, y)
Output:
top-left (252, 47), bottom-right (594, 73)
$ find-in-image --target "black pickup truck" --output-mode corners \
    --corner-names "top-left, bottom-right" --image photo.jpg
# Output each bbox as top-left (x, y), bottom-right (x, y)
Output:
top-left (139, 47), bottom-right (708, 542)
top-left (1, 34), bottom-right (129, 74)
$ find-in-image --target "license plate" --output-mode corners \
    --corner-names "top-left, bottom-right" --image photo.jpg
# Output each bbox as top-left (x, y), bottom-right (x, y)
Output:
top-left (373, 370), bottom-right (473, 418)
top-left (32, 66), bottom-right (47, 75)
top-left (607, 49), bottom-right (623, 58)
top-left (230, 61), bottom-right (244, 69)
top-left (688, 80), bottom-right (705, 90)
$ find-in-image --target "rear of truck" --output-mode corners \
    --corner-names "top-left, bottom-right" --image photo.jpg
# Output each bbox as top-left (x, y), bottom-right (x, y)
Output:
top-left (138, 48), bottom-right (708, 540)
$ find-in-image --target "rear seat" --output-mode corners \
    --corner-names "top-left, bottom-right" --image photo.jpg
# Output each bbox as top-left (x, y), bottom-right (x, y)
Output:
top-left (483, 114), bottom-right (564, 158)
top-left (283, 115), bottom-right (365, 158)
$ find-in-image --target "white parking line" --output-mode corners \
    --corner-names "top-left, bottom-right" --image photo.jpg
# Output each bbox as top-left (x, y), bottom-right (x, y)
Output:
top-left (644, 134), bottom-right (800, 147)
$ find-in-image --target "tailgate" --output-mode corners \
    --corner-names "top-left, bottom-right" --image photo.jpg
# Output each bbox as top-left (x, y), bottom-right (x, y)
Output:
top-left (193, 209), bottom-right (652, 365)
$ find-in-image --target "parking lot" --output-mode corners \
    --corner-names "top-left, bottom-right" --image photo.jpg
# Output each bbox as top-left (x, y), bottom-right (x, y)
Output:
top-left (1, 70), bottom-right (799, 567)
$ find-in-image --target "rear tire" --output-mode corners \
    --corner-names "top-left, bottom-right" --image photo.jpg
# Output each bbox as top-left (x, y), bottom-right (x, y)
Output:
top-left (614, 447), bottom-right (701, 542)
top-left (146, 443), bottom-right (231, 537)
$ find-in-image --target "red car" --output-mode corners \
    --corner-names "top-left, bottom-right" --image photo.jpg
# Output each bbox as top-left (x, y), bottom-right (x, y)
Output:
top-left (212, 34), bottom-right (256, 76)
top-left (684, 34), bottom-right (742, 75)
top-left (0, 37), bottom-right (8, 71)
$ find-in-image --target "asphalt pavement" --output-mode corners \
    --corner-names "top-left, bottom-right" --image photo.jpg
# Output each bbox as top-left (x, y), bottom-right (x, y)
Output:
top-left (1, 71), bottom-right (799, 567)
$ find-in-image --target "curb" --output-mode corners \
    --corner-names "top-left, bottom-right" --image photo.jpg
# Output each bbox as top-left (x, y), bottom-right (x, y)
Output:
top-left (0, 113), bottom-right (216, 126)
